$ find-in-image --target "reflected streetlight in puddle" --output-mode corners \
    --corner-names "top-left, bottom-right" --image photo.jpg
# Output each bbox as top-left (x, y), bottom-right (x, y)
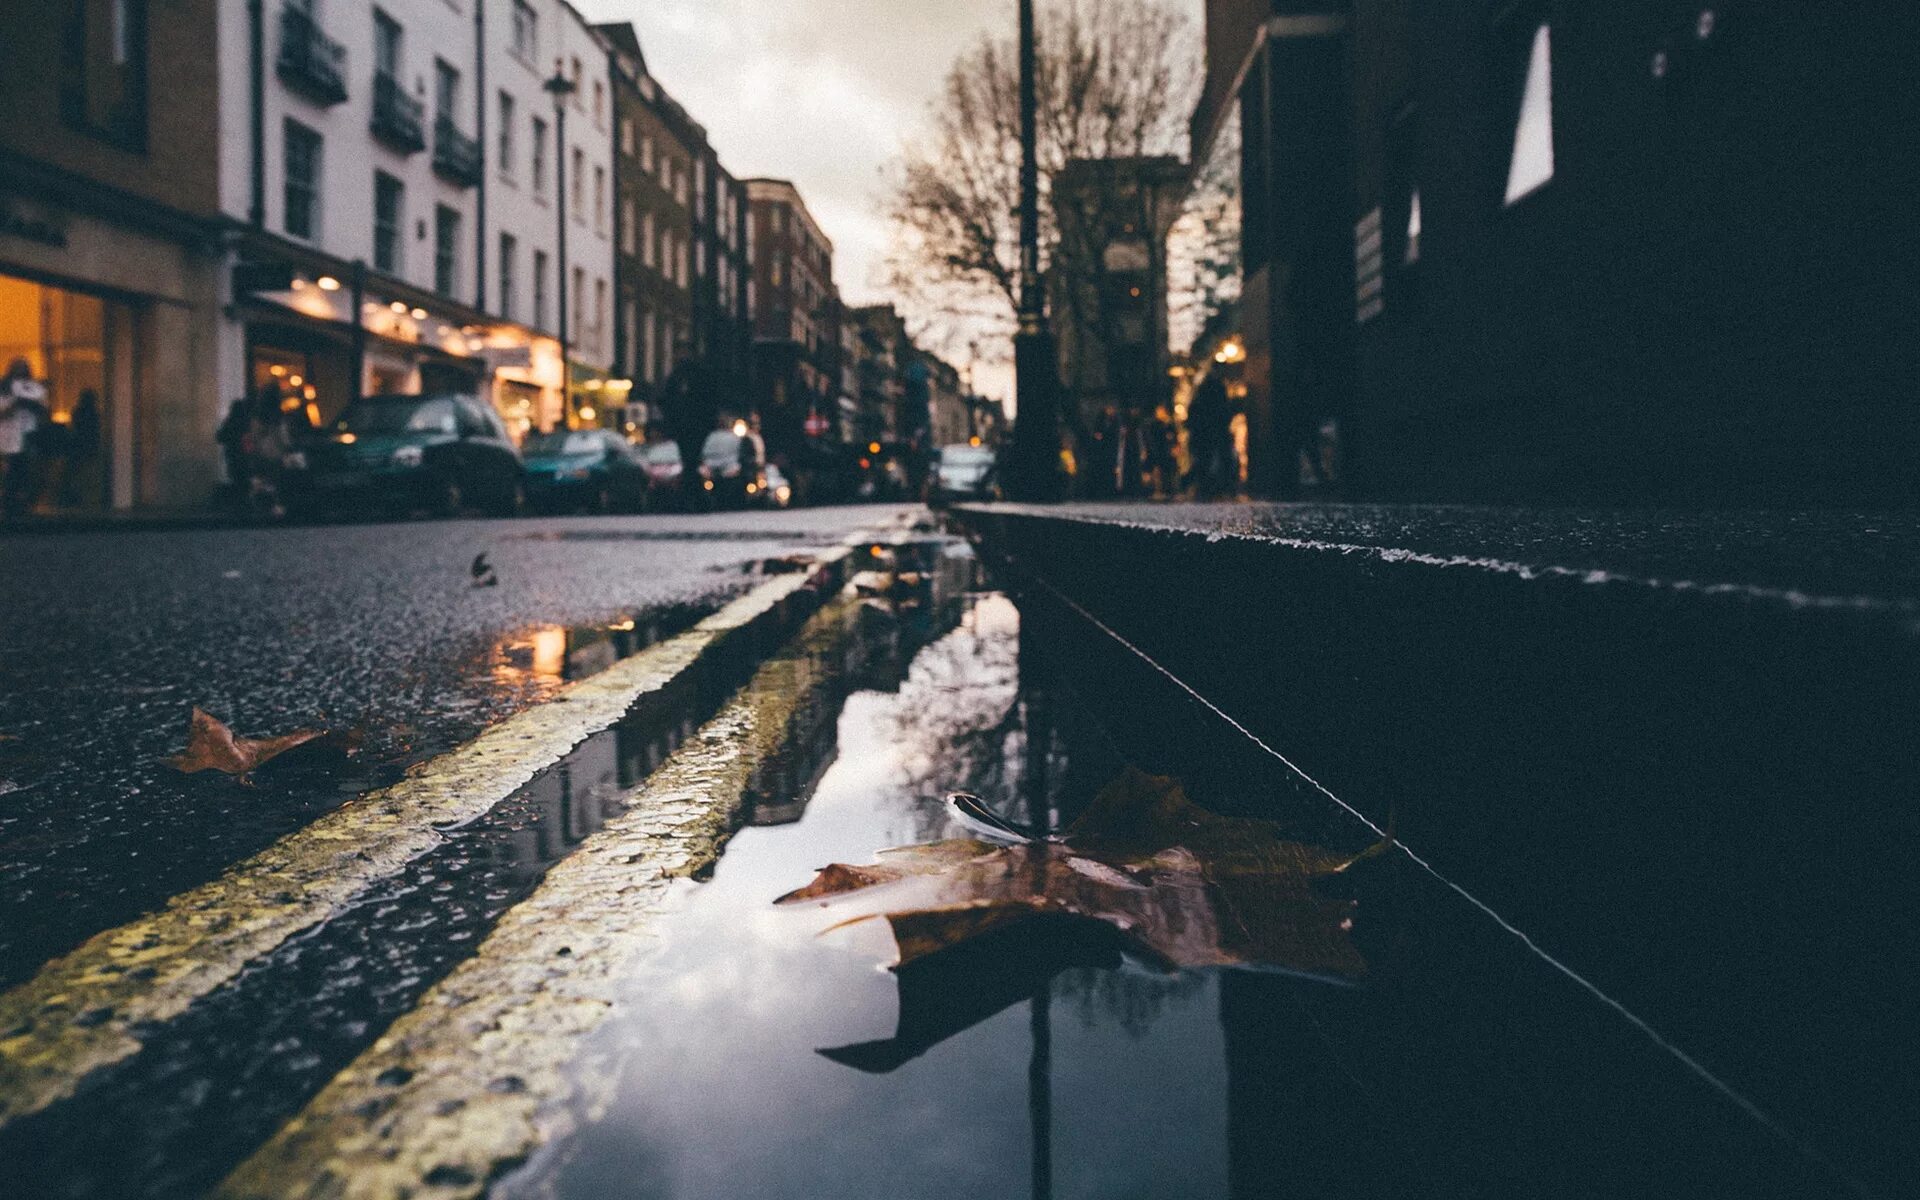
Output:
top-left (530, 627), bottom-right (569, 679)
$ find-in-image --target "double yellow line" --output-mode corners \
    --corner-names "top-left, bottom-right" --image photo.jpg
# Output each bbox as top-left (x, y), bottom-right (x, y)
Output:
top-left (0, 552), bottom-right (847, 1129)
top-left (219, 592), bottom-right (867, 1199)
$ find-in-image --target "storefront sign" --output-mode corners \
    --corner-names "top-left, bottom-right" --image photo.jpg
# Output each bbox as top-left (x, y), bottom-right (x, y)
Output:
top-left (0, 202), bottom-right (69, 249)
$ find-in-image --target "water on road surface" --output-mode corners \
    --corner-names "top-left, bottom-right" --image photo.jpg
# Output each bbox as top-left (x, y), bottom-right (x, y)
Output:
top-left (0, 516), bottom-right (1871, 1198)
top-left (495, 545), bottom-right (1850, 1200)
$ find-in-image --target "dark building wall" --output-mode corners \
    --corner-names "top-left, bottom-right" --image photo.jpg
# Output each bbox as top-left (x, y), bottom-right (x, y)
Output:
top-left (1234, 11), bottom-right (1355, 496)
top-left (1342, 0), bottom-right (1920, 504)
top-left (0, 0), bottom-right (222, 217)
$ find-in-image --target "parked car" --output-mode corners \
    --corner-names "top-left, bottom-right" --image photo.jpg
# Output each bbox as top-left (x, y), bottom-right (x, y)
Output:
top-left (638, 439), bottom-right (688, 510)
top-left (763, 464), bottom-right (794, 509)
top-left (697, 426), bottom-right (766, 509)
top-left (928, 443), bottom-right (1000, 505)
top-left (282, 394), bottom-right (524, 519)
top-left (522, 429), bottom-right (651, 513)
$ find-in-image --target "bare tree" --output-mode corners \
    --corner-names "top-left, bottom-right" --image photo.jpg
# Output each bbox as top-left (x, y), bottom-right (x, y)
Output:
top-left (884, 0), bottom-right (1199, 374)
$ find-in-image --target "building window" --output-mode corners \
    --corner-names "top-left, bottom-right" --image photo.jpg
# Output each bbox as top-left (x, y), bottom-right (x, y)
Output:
top-left (373, 8), bottom-right (401, 78)
top-left (1503, 24), bottom-right (1555, 205)
top-left (621, 198), bottom-right (636, 254)
top-left (640, 135), bottom-right (653, 173)
top-left (571, 147), bottom-right (585, 219)
top-left (534, 249), bottom-right (550, 328)
top-left (594, 167), bottom-right (607, 234)
top-left (510, 0), bottom-right (536, 63)
top-left (499, 232), bottom-right (517, 321)
top-left (434, 204), bottom-right (460, 296)
top-left (531, 116), bottom-right (548, 194)
top-left (62, 0), bottom-right (149, 149)
top-left (434, 59), bottom-right (459, 124)
top-left (283, 119), bottom-right (321, 240)
top-left (594, 279), bottom-right (608, 355)
top-left (374, 171), bottom-right (404, 272)
top-left (641, 211), bottom-right (655, 269)
top-left (572, 267), bottom-right (585, 342)
top-left (592, 81), bottom-right (604, 126)
top-left (619, 116), bottom-right (634, 157)
top-left (641, 308), bottom-right (655, 382)
top-left (497, 91), bottom-right (516, 176)
top-left (623, 299), bottom-right (638, 377)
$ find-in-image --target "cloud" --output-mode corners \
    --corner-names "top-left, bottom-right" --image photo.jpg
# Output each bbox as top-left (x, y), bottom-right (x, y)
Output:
top-left (577, 0), bottom-right (1014, 305)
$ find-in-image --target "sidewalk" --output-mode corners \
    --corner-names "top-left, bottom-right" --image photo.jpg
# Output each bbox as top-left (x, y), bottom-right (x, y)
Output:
top-left (0, 506), bottom-right (244, 536)
top-left (954, 499), bottom-right (1917, 1196)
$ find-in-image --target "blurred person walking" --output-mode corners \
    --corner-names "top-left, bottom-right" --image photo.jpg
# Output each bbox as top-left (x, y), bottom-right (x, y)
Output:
top-left (1, 358), bottom-right (50, 519)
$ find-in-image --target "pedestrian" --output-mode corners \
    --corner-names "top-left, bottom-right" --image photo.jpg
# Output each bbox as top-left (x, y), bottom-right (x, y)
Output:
top-left (245, 384), bottom-right (292, 516)
top-left (216, 395), bottom-right (253, 501)
top-left (1186, 371), bottom-right (1233, 500)
top-left (1, 358), bottom-right (50, 519)
top-left (59, 389), bottom-right (103, 507)
top-left (1146, 404), bottom-right (1178, 498)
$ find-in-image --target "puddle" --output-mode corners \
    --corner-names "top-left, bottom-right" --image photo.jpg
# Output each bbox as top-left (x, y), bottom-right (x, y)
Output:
top-left (496, 569), bottom-right (1852, 1200)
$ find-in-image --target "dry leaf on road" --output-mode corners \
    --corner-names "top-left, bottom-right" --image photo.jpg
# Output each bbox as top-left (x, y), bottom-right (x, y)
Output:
top-left (164, 708), bottom-right (323, 777)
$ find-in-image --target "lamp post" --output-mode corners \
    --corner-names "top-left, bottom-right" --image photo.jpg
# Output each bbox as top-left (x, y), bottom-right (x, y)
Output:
top-left (543, 63), bottom-right (577, 425)
top-left (1009, 0), bottom-right (1061, 500)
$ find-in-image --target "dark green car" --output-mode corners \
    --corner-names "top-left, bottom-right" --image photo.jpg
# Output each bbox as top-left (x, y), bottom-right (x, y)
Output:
top-left (282, 394), bottom-right (526, 519)
top-left (522, 429), bottom-right (653, 513)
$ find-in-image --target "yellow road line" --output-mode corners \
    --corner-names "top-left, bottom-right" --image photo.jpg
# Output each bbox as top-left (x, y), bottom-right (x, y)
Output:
top-left (216, 595), bottom-right (864, 1200)
top-left (0, 552), bottom-right (847, 1129)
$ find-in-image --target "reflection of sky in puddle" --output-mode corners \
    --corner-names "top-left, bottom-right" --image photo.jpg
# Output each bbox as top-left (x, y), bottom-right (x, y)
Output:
top-left (504, 595), bottom-right (1230, 1200)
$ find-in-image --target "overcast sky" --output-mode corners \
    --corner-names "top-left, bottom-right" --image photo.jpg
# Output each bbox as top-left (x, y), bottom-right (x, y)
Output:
top-left (574, 1), bottom-right (1201, 403)
top-left (576, 0), bottom-right (1020, 304)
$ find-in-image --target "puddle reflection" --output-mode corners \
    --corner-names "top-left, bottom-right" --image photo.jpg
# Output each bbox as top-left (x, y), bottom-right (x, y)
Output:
top-left (499, 551), bottom-right (1852, 1200)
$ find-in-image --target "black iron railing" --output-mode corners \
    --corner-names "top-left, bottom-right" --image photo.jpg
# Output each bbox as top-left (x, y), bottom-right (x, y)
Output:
top-left (371, 71), bottom-right (425, 153)
top-left (276, 6), bottom-right (347, 106)
top-left (432, 116), bottom-right (482, 187)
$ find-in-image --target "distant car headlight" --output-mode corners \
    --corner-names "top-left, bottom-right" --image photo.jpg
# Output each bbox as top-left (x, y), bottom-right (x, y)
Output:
top-left (775, 485), bottom-right (792, 504)
top-left (280, 451), bottom-right (307, 471)
top-left (391, 445), bottom-right (424, 468)
top-left (558, 466), bottom-right (592, 481)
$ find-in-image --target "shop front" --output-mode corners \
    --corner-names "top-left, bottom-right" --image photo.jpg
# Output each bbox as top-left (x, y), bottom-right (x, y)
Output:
top-left (0, 186), bottom-right (224, 511)
top-left (231, 247), bottom-right (567, 451)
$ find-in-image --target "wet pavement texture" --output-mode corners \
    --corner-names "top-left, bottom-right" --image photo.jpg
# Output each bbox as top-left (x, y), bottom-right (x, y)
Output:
top-left (494, 563), bottom-right (1862, 1200)
top-left (964, 501), bottom-right (1920, 608)
top-left (0, 507), bottom-right (915, 988)
top-left (0, 515), bottom-right (1893, 1199)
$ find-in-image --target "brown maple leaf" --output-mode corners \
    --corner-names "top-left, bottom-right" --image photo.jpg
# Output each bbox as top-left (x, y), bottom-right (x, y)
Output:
top-left (777, 767), bottom-right (1377, 980)
top-left (164, 708), bottom-right (323, 777)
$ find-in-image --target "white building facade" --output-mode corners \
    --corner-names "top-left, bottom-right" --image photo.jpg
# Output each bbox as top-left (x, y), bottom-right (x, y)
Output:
top-left (215, 0), bottom-right (615, 437)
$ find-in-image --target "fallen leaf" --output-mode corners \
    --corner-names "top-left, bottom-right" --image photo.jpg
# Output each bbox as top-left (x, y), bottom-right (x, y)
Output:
top-left (778, 767), bottom-right (1372, 979)
top-left (164, 708), bottom-right (323, 777)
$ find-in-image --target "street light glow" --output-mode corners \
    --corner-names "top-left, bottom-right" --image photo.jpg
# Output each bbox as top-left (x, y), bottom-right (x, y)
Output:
top-left (316, 276), bottom-right (341, 291)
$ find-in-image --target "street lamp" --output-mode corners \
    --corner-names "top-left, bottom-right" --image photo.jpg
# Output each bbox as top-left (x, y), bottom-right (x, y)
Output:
top-left (543, 62), bottom-right (577, 426)
top-left (1009, 0), bottom-right (1061, 500)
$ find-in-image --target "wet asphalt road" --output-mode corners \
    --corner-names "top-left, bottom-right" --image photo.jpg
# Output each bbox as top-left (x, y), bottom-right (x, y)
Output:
top-left (0, 506), bottom-right (916, 988)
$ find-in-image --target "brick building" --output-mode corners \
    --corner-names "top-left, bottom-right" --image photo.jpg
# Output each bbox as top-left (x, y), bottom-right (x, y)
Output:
top-left (745, 178), bottom-right (837, 466)
top-left (0, 0), bottom-right (228, 509)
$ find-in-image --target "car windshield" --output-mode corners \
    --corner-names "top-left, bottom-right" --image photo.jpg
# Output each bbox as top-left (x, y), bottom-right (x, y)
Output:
top-left (643, 443), bottom-right (683, 465)
top-left (336, 398), bottom-right (457, 437)
top-left (940, 445), bottom-right (994, 467)
top-left (523, 432), bottom-right (604, 457)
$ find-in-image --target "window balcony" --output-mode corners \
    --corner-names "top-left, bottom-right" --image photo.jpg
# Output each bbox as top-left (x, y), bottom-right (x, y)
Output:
top-left (276, 6), bottom-right (347, 106)
top-left (432, 117), bottom-right (482, 188)
top-left (371, 71), bottom-right (425, 154)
